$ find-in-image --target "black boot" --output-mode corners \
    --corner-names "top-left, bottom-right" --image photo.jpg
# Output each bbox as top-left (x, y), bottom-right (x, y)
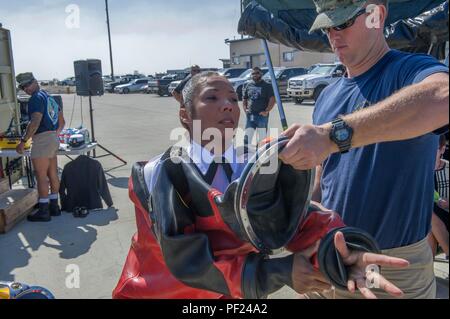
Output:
top-left (49, 199), bottom-right (61, 217)
top-left (27, 202), bottom-right (51, 222)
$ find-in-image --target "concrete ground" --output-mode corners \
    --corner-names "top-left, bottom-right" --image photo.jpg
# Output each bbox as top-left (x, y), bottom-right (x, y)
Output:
top-left (0, 93), bottom-right (448, 299)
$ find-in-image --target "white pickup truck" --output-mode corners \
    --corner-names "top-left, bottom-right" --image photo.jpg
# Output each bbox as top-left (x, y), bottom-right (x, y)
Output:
top-left (287, 63), bottom-right (346, 104)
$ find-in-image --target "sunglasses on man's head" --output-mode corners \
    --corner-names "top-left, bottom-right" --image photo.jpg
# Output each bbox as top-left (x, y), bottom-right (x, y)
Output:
top-left (321, 8), bottom-right (367, 34)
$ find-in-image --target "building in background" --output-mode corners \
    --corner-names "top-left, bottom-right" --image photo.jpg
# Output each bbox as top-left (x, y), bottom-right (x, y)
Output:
top-left (225, 37), bottom-right (337, 69)
top-left (219, 59), bottom-right (231, 69)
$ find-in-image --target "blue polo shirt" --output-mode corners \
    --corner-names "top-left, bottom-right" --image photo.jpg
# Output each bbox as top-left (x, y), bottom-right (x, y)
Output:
top-left (313, 50), bottom-right (449, 249)
top-left (28, 90), bottom-right (60, 134)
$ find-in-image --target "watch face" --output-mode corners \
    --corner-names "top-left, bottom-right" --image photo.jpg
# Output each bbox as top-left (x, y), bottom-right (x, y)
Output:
top-left (335, 128), bottom-right (350, 142)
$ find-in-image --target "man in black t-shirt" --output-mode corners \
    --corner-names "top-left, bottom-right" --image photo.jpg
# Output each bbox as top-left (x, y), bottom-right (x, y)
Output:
top-left (242, 67), bottom-right (276, 147)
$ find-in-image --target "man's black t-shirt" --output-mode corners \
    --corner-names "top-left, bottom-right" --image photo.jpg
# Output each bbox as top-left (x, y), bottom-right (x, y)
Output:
top-left (243, 80), bottom-right (274, 114)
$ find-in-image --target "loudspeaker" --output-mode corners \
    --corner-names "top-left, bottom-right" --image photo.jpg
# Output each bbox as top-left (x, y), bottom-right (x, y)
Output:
top-left (74, 59), bottom-right (104, 96)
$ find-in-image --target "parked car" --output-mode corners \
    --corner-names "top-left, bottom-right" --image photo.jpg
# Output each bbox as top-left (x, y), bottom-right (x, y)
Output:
top-left (104, 76), bottom-right (134, 93)
top-left (229, 68), bottom-right (270, 101)
top-left (146, 72), bottom-right (190, 96)
top-left (58, 77), bottom-right (76, 86)
top-left (168, 80), bottom-right (182, 96)
top-left (114, 78), bottom-right (152, 94)
top-left (218, 68), bottom-right (248, 79)
top-left (287, 63), bottom-right (346, 103)
top-left (102, 75), bottom-right (114, 84)
top-left (263, 67), bottom-right (308, 97)
top-left (123, 73), bottom-right (146, 80)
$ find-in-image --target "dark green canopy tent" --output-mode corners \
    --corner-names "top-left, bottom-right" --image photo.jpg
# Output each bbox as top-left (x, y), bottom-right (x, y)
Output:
top-left (239, 0), bottom-right (449, 58)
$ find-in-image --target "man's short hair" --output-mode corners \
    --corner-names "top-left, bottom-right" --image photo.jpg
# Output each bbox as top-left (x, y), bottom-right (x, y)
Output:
top-left (252, 67), bottom-right (262, 73)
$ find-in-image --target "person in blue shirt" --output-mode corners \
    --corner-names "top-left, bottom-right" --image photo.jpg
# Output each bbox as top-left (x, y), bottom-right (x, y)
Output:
top-left (16, 72), bottom-right (66, 222)
top-left (280, 0), bottom-right (449, 298)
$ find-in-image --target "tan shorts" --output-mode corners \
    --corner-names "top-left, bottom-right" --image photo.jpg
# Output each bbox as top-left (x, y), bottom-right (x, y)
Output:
top-left (30, 131), bottom-right (59, 159)
top-left (303, 237), bottom-right (436, 299)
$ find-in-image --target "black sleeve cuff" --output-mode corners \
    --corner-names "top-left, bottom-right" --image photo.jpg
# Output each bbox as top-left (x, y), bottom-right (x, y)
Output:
top-left (433, 125), bottom-right (449, 135)
top-left (242, 253), bottom-right (294, 299)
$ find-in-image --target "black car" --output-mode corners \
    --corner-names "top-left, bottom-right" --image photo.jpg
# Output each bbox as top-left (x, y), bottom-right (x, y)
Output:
top-left (263, 67), bottom-right (309, 96)
top-left (147, 73), bottom-right (190, 96)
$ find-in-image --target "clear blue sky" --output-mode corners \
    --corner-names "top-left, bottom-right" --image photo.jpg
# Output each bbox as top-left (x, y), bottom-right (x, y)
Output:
top-left (0, 0), bottom-right (242, 79)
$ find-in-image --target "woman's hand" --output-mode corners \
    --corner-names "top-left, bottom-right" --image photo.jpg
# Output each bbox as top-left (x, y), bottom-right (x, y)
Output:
top-left (292, 241), bottom-right (332, 294)
top-left (334, 231), bottom-right (410, 299)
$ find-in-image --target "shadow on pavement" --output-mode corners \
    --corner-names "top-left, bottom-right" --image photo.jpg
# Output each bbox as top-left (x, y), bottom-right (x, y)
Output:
top-left (0, 207), bottom-right (119, 281)
top-left (107, 177), bottom-right (129, 189)
top-left (300, 102), bottom-right (316, 107)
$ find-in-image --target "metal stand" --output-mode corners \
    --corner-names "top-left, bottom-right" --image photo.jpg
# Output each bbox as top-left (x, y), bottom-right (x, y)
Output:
top-left (4, 156), bottom-right (34, 189)
top-left (88, 95), bottom-right (127, 167)
top-left (261, 39), bottom-right (289, 131)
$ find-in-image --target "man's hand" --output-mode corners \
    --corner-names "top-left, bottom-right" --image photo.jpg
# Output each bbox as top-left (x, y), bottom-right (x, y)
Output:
top-left (334, 231), bottom-right (410, 299)
top-left (279, 124), bottom-right (338, 170)
top-left (292, 241), bottom-right (332, 294)
top-left (16, 142), bottom-right (25, 155)
top-left (259, 111), bottom-right (269, 117)
top-left (242, 100), bottom-right (249, 113)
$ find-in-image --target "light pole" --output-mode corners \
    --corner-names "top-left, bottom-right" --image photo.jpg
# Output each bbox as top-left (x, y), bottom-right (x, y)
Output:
top-left (240, 0), bottom-right (244, 39)
top-left (105, 0), bottom-right (115, 81)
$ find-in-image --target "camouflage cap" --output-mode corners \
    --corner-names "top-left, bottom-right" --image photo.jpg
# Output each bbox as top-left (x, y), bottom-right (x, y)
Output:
top-left (309, 0), bottom-right (368, 33)
top-left (16, 72), bottom-right (36, 86)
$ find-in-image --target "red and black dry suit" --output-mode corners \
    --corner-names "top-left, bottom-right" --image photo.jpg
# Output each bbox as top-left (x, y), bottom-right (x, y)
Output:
top-left (112, 146), bottom-right (352, 299)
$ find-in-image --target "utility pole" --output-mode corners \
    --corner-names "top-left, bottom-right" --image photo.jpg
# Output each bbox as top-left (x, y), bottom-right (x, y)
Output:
top-left (240, 0), bottom-right (244, 39)
top-left (105, 0), bottom-right (115, 81)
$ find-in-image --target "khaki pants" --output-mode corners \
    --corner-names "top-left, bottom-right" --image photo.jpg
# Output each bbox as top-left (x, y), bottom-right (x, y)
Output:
top-left (304, 237), bottom-right (436, 299)
top-left (30, 131), bottom-right (59, 159)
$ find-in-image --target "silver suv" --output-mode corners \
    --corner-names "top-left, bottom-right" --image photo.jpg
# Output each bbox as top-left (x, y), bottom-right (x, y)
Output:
top-left (287, 63), bottom-right (346, 104)
top-left (114, 78), bottom-right (151, 94)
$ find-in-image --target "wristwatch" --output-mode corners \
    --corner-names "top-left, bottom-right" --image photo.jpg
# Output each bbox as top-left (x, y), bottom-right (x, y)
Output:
top-left (20, 137), bottom-right (28, 143)
top-left (330, 117), bottom-right (354, 154)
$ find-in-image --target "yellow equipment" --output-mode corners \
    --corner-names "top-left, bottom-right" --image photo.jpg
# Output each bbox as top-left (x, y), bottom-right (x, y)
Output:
top-left (0, 137), bottom-right (31, 150)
